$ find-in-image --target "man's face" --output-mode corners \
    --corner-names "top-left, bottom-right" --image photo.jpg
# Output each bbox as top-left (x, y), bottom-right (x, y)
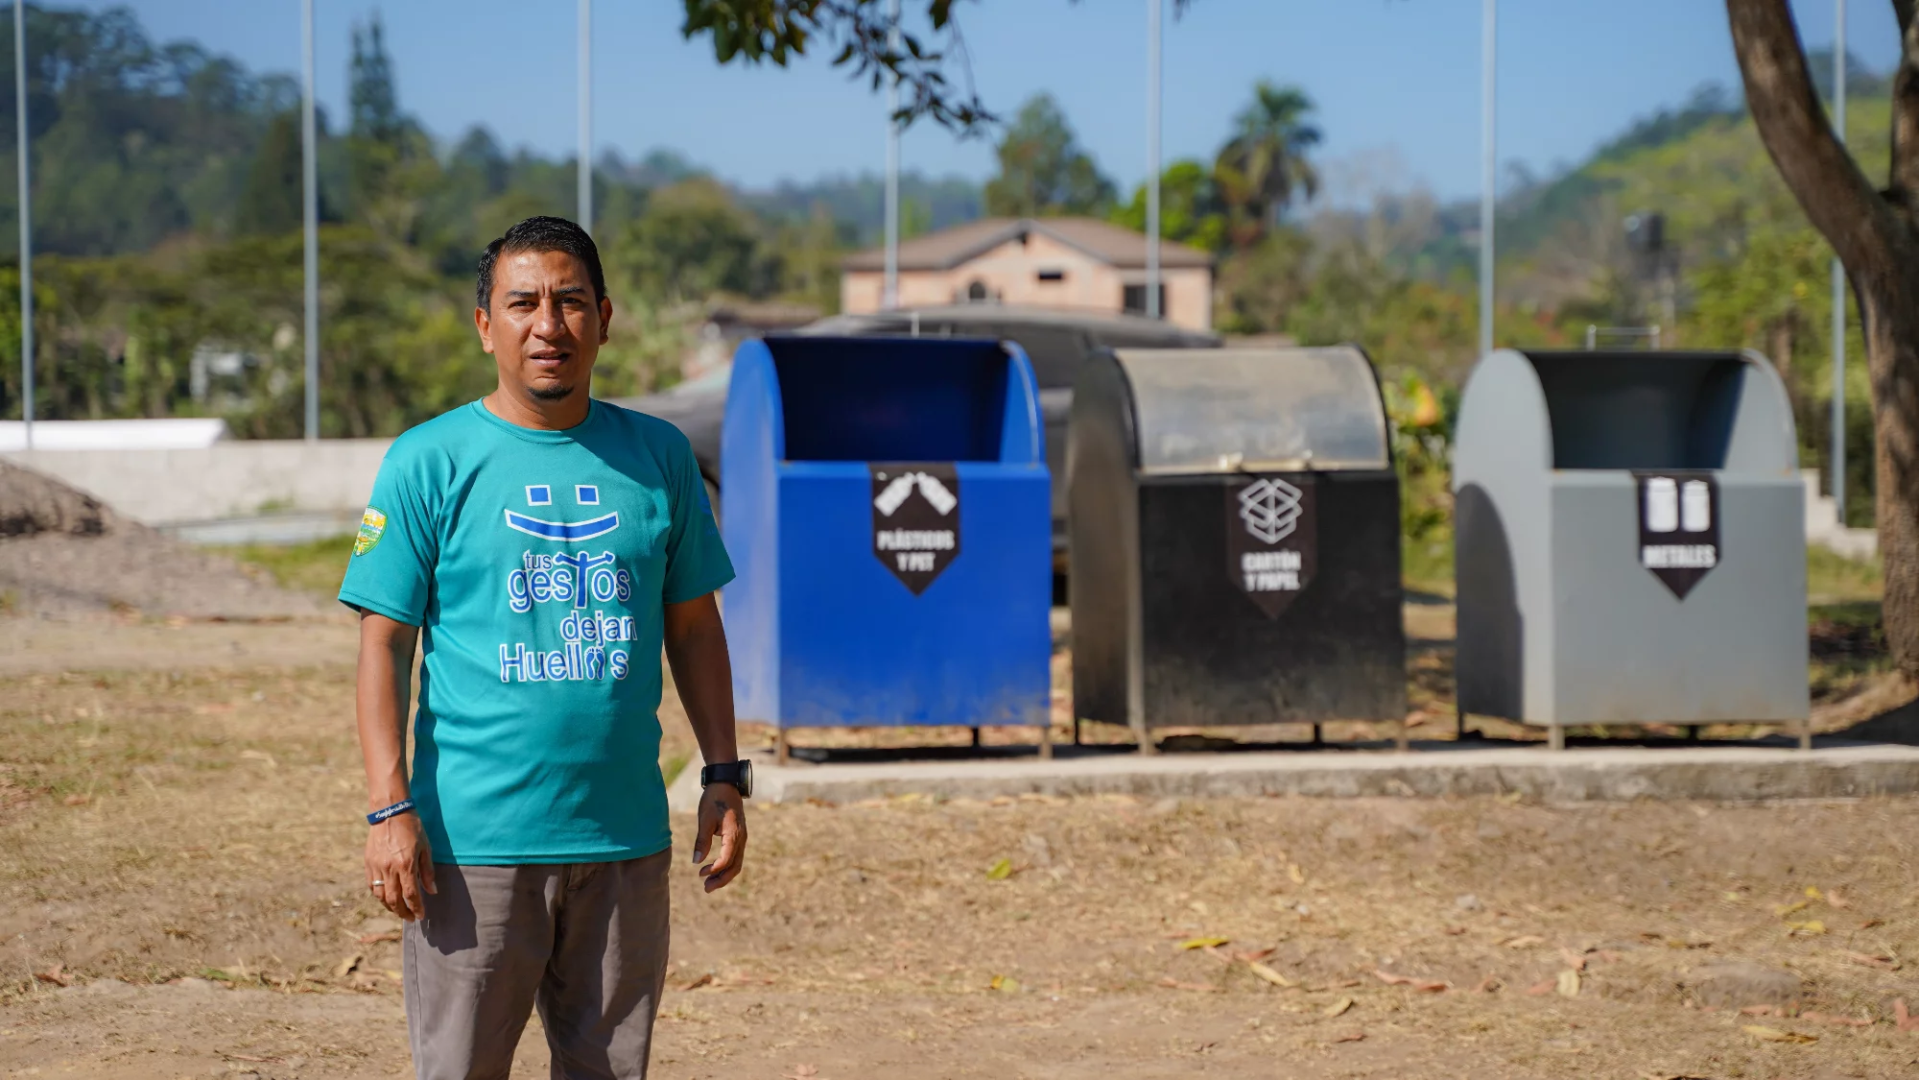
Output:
top-left (475, 248), bottom-right (612, 403)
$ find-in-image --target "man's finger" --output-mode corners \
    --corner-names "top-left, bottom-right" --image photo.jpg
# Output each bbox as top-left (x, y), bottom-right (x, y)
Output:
top-left (380, 872), bottom-right (406, 919)
top-left (419, 853), bottom-right (438, 897)
top-left (699, 820), bottom-right (737, 876)
top-left (691, 807), bottom-right (718, 865)
top-left (399, 863), bottom-right (424, 921)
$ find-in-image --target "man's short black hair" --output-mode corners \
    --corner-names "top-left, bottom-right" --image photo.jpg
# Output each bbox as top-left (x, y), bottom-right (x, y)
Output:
top-left (475, 216), bottom-right (606, 312)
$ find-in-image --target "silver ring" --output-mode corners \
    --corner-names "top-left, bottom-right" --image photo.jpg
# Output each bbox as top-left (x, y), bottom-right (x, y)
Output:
top-left (370, 880), bottom-right (384, 886)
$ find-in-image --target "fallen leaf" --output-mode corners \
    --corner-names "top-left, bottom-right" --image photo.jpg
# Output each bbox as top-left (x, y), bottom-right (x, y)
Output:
top-left (1826, 889), bottom-right (1849, 910)
top-left (989, 974), bottom-right (1020, 993)
top-left (334, 954), bottom-right (362, 978)
top-left (1860, 918), bottom-right (1884, 930)
top-left (1526, 980), bottom-right (1555, 996)
top-left (1287, 863), bottom-right (1306, 885)
top-left (1495, 789), bottom-right (1523, 805)
top-left (1785, 920), bottom-right (1827, 936)
top-left (1178, 936), bottom-right (1230, 951)
top-left (1332, 1030), bottom-right (1366, 1043)
top-left (1157, 977), bottom-right (1219, 992)
top-left (1374, 969), bottom-right (1448, 992)
top-left (383, 969), bottom-right (402, 981)
top-left (681, 972), bottom-right (716, 991)
top-left (1248, 962), bottom-right (1297, 988)
top-left (1236, 947), bottom-right (1276, 963)
top-left (1774, 899), bottom-right (1811, 918)
top-left (1442, 925), bottom-right (1467, 936)
top-left (357, 930), bottom-right (402, 945)
top-left (1804, 885), bottom-right (1824, 901)
top-left (1323, 996), bottom-right (1354, 1017)
top-left (1839, 950), bottom-right (1898, 971)
top-left (239, 749), bottom-right (278, 769)
top-left (33, 963), bottom-right (69, 987)
top-left (63, 794), bottom-right (90, 806)
top-left (1896, 998), bottom-right (1916, 1032)
top-left (985, 858), bottom-right (1014, 881)
top-left (1556, 969), bottom-right (1580, 998)
top-left (221, 1053), bottom-right (280, 1064)
top-left (1501, 935), bottom-right (1546, 949)
top-left (1559, 947), bottom-right (1588, 972)
top-left (1740, 1004), bottom-right (1779, 1017)
top-left (1743, 1025), bottom-right (1816, 1044)
top-left (1472, 975), bottom-right (1501, 993)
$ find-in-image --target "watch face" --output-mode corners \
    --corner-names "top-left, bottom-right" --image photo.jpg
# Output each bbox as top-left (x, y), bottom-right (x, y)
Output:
top-left (737, 759), bottom-right (754, 798)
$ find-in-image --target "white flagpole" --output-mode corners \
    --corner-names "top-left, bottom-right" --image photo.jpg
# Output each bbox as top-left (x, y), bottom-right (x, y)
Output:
top-left (1478, 0), bottom-right (1496, 359)
top-left (1830, 0), bottom-right (1848, 522)
top-left (578, 0), bottom-right (592, 234)
top-left (15, 0), bottom-right (32, 449)
top-left (1145, 0), bottom-right (1161, 320)
top-left (301, 0), bottom-right (319, 441)
top-left (883, 0), bottom-right (899, 309)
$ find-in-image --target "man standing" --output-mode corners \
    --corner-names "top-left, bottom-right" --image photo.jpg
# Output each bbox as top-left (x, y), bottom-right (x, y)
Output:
top-left (341, 216), bottom-right (749, 1079)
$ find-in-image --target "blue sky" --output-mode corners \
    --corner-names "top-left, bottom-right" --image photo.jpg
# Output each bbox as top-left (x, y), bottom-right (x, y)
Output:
top-left (108, 1), bottom-right (1898, 202)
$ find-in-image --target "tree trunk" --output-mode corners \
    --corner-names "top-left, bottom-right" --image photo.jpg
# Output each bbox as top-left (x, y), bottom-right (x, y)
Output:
top-left (1727, 0), bottom-right (1919, 678)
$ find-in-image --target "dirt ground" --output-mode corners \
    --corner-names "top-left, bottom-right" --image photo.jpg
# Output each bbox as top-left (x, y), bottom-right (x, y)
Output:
top-left (3, 615), bottom-right (1919, 1080)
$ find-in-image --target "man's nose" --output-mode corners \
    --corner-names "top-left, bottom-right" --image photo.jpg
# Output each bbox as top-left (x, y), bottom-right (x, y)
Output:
top-left (533, 297), bottom-right (568, 339)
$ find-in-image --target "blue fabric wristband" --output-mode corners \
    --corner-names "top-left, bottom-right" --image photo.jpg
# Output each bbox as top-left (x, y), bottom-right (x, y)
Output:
top-left (366, 799), bottom-right (415, 825)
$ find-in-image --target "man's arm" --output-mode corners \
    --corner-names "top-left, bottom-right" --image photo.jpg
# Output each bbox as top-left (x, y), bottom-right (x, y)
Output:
top-left (356, 610), bottom-right (436, 919)
top-left (662, 592), bottom-right (746, 893)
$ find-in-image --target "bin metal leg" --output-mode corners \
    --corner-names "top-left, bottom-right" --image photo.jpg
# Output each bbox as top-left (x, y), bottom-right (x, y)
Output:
top-left (775, 728), bottom-right (790, 766)
top-left (1548, 725), bottom-right (1565, 752)
top-left (1038, 719), bottom-right (1053, 760)
top-left (1072, 716), bottom-right (1081, 745)
top-left (1310, 724), bottom-right (1323, 747)
top-left (1394, 719), bottom-right (1410, 753)
top-left (1798, 716), bottom-right (1813, 753)
top-left (970, 726), bottom-right (982, 750)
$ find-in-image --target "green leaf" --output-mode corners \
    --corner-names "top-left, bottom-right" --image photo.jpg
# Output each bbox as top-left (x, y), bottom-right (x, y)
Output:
top-left (985, 858), bottom-right (1014, 881)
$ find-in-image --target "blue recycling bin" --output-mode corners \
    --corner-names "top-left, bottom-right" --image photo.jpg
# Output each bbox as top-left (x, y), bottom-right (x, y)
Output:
top-left (721, 335), bottom-right (1053, 751)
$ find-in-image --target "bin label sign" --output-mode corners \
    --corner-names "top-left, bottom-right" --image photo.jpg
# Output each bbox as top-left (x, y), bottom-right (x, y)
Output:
top-left (871, 463), bottom-right (961, 595)
top-left (1225, 474), bottom-right (1317, 618)
top-left (1635, 471), bottom-right (1719, 599)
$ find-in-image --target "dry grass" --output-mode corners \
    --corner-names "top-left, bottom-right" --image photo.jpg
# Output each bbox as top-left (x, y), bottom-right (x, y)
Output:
top-left (4, 661), bottom-right (1919, 1077)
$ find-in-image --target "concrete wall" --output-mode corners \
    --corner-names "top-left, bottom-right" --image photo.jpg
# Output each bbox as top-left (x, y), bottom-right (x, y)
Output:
top-left (3, 439), bottom-right (392, 526)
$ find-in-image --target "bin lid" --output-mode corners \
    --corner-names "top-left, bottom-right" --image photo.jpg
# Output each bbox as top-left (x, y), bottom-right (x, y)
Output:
top-left (1114, 346), bottom-right (1390, 473)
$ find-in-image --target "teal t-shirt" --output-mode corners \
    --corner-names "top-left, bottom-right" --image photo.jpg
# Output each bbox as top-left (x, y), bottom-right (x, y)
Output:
top-left (338, 398), bottom-right (734, 865)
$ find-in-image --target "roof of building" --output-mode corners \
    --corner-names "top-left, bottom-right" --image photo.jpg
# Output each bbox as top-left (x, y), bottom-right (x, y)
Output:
top-left (842, 217), bottom-right (1214, 272)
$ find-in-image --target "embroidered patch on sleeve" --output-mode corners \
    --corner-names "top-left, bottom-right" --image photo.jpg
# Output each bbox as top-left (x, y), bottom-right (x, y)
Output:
top-left (353, 507), bottom-right (388, 556)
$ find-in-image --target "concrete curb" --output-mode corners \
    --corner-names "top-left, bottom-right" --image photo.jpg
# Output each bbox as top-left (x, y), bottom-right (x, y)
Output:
top-left (666, 741), bottom-right (1919, 810)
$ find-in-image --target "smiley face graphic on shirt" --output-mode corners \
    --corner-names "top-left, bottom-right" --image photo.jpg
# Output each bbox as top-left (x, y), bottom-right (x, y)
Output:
top-left (503, 483), bottom-right (621, 542)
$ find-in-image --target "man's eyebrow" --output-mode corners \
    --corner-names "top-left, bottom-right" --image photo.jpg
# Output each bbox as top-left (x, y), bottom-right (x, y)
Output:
top-left (503, 286), bottom-right (589, 299)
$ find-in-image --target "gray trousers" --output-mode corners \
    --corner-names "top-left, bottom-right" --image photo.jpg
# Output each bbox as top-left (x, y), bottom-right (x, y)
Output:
top-left (403, 849), bottom-right (672, 1080)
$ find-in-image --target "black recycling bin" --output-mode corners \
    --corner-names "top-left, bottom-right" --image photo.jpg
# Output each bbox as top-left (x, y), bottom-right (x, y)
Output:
top-left (1069, 345), bottom-right (1407, 749)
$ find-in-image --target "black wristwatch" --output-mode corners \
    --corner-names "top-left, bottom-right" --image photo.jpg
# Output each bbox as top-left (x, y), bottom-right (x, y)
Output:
top-left (700, 760), bottom-right (753, 799)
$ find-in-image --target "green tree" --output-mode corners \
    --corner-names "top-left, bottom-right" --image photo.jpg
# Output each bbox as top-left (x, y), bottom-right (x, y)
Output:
top-left (616, 177), bottom-right (767, 300)
top-left (983, 94), bottom-right (1114, 218)
top-left (1111, 159), bottom-right (1228, 251)
top-left (236, 111), bottom-right (305, 237)
top-left (1214, 81), bottom-right (1321, 248)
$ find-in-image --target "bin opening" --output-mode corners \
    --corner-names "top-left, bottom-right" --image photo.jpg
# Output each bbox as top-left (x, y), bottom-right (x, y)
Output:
top-left (1114, 347), bottom-right (1391, 473)
top-left (768, 336), bottom-right (1013, 462)
top-left (1526, 351), bottom-right (1748, 471)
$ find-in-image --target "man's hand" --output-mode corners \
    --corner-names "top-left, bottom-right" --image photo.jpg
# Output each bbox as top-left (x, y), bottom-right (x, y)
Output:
top-left (366, 810), bottom-right (437, 920)
top-left (692, 782), bottom-right (747, 893)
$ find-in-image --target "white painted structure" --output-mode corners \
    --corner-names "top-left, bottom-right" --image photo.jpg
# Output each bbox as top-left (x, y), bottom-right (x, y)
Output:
top-left (0, 418), bottom-right (230, 452)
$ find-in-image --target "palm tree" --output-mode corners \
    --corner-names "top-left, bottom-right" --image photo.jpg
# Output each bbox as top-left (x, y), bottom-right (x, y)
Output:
top-left (1214, 82), bottom-right (1322, 249)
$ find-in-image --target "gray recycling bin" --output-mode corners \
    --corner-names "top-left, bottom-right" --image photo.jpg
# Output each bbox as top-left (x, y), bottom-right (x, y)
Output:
top-left (1070, 346), bottom-right (1407, 748)
top-left (1452, 349), bottom-right (1809, 746)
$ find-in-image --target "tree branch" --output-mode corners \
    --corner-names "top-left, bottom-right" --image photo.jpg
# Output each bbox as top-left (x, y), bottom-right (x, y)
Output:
top-left (1891, 0), bottom-right (1919, 201)
top-left (1725, 0), bottom-right (1892, 270)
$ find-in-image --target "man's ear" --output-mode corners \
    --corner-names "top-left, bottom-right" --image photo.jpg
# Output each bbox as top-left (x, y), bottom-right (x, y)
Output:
top-left (598, 296), bottom-right (613, 346)
top-left (474, 306), bottom-right (496, 355)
